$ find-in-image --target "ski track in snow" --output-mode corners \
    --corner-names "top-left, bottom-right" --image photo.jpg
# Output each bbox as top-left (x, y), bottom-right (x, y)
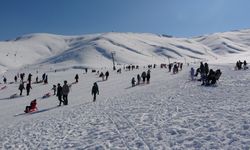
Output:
top-left (0, 65), bottom-right (250, 149)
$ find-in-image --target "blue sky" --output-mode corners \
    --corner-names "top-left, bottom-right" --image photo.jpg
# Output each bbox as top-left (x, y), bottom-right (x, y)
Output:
top-left (1, 0), bottom-right (250, 40)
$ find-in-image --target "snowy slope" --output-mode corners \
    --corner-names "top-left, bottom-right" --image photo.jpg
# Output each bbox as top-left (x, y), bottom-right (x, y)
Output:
top-left (0, 64), bottom-right (250, 149)
top-left (194, 29), bottom-right (250, 55)
top-left (0, 32), bottom-right (219, 73)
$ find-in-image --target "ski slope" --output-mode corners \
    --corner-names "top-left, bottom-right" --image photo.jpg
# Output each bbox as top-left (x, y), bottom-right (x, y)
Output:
top-left (0, 63), bottom-right (250, 149)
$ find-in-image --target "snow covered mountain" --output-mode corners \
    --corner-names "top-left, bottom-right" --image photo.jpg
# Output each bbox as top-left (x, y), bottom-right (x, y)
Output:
top-left (1, 29), bottom-right (250, 74)
top-left (0, 32), bottom-right (216, 72)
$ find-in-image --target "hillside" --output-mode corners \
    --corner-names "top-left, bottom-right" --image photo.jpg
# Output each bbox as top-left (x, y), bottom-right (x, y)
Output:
top-left (1, 29), bottom-right (250, 74)
top-left (0, 32), bottom-right (218, 73)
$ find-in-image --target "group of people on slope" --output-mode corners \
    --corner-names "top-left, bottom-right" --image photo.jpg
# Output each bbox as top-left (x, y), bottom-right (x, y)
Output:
top-left (131, 69), bottom-right (151, 87)
top-left (190, 62), bottom-right (222, 86)
top-left (235, 60), bottom-right (248, 70)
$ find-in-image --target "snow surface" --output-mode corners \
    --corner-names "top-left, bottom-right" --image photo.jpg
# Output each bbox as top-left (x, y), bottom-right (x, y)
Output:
top-left (0, 63), bottom-right (250, 149)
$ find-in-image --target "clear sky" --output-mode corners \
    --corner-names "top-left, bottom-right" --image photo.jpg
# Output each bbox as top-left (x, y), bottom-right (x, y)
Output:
top-left (1, 0), bottom-right (250, 40)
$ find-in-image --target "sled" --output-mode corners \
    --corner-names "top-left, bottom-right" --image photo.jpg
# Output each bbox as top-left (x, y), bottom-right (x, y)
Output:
top-left (10, 93), bottom-right (18, 99)
top-left (0, 85), bottom-right (7, 90)
top-left (24, 107), bottom-right (38, 113)
top-left (42, 92), bottom-right (51, 99)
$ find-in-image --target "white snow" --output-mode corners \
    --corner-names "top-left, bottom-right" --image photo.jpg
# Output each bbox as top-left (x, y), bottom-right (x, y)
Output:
top-left (0, 63), bottom-right (250, 149)
top-left (0, 29), bottom-right (250, 149)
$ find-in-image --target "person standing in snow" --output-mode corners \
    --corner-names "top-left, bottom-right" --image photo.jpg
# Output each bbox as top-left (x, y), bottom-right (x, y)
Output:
top-left (19, 82), bottom-right (25, 96)
top-left (137, 74), bottom-right (141, 85)
top-left (52, 85), bottom-right (56, 95)
top-left (26, 83), bottom-right (32, 96)
top-left (27, 73), bottom-right (32, 84)
top-left (75, 74), bottom-right (79, 83)
top-left (190, 67), bottom-right (195, 81)
top-left (57, 83), bottom-right (63, 106)
top-left (105, 71), bottom-right (109, 80)
top-left (141, 71), bottom-right (147, 83)
top-left (99, 72), bottom-right (104, 81)
top-left (131, 77), bottom-right (136, 87)
top-left (42, 73), bottom-right (46, 81)
top-left (3, 77), bottom-right (7, 84)
top-left (91, 82), bottom-right (99, 102)
top-left (146, 70), bottom-right (151, 84)
top-left (200, 62), bottom-right (206, 85)
top-left (14, 76), bottom-right (17, 83)
top-left (62, 80), bottom-right (69, 105)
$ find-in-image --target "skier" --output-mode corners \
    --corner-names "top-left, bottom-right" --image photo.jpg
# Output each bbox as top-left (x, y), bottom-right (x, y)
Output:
top-left (26, 83), bottom-right (32, 96)
top-left (52, 85), bottom-right (56, 95)
top-left (146, 70), bottom-right (151, 84)
top-left (57, 83), bottom-right (63, 106)
top-left (137, 74), bottom-right (141, 85)
top-left (62, 80), bottom-right (69, 105)
top-left (19, 82), bottom-right (25, 96)
top-left (105, 71), bottom-right (109, 80)
top-left (131, 77), bottom-right (136, 87)
top-left (75, 74), bottom-right (79, 83)
top-left (91, 82), bottom-right (99, 102)
top-left (141, 71), bottom-right (147, 83)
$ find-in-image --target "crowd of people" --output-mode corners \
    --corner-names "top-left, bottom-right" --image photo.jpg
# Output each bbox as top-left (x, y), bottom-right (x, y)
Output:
top-left (235, 60), bottom-right (248, 70)
top-left (190, 62), bottom-right (222, 86)
top-left (0, 60), bottom-right (228, 114)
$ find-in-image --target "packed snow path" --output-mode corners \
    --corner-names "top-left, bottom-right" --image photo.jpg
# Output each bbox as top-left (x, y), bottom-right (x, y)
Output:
top-left (0, 65), bottom-right (250, 149)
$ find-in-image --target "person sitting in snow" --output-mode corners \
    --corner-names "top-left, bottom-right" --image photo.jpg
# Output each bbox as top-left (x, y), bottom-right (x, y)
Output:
top-left (24, 99), bottom-right (37, 113)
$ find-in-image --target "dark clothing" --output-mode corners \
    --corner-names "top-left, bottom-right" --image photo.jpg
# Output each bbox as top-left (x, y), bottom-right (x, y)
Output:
top-left (131, 78), bottom-right (136, 87)
top-left (57, 85), bottom-right (63, 106)
top-left (19, 83), bottom-right (25, 96)
top-left (92, 83), bottom-right (99, 102)
top-left (62, 84), bottom-right (69, 105)
top-left (75, 74), bottom-right (79, 83)
top-left (146, 70), bottom-right (151, 83)
top-left (26, 83), bottom-right (32, 96)
top-left (14, 76), bottom-right (17, 82)
top-left (137, 74), bottom-right (141, 85)
top-left (141, 72), bottom-right (147, 83)
top-left (105, 71), bottom-right (109, 80)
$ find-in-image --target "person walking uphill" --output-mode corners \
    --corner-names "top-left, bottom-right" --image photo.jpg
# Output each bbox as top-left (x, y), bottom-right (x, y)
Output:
top-left (62, 80), bottom-right (70, 105)
top-left (57, 83), bottom-right (63, 106)
top-left (91, 82), bottom-right (99, 102)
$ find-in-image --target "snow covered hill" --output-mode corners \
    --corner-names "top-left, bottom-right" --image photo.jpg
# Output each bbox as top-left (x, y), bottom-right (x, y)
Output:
top-left (194, 29), bottom-right (250, 55)
top-left (1, 29), bottom-right (250, 74)
top-left (0, 32), bottom-right (218, 73)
